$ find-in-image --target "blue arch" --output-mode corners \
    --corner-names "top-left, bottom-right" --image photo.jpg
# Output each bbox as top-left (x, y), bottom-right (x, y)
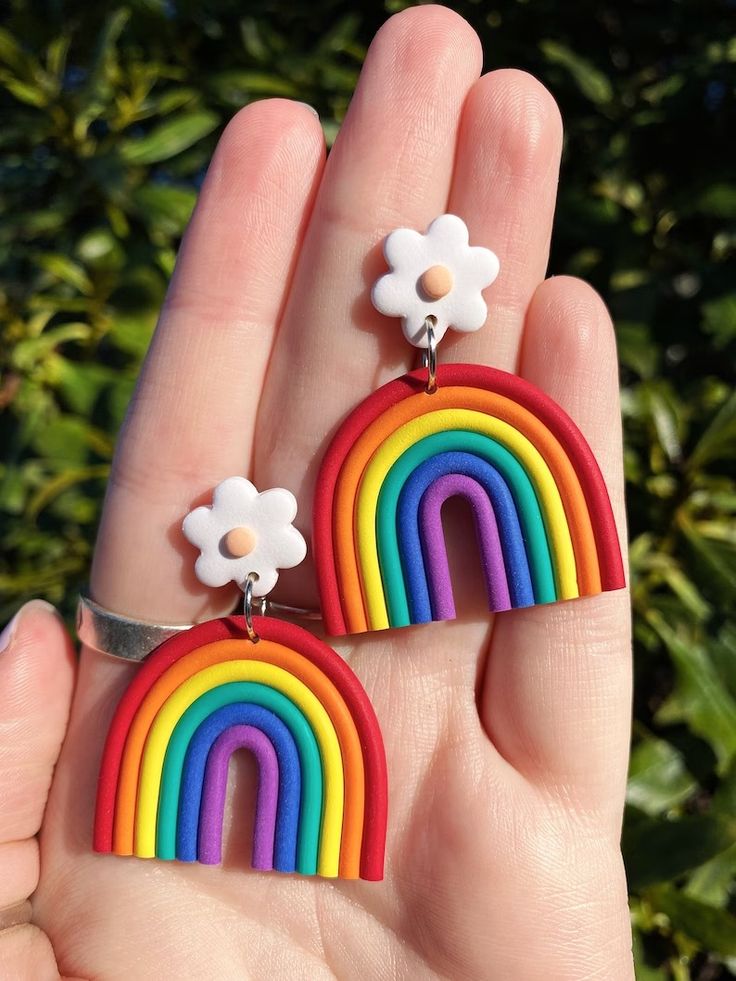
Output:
top-left (397, 451), bottom-right (535, 621)
top-left (177, 702), bottom-right (301, 872)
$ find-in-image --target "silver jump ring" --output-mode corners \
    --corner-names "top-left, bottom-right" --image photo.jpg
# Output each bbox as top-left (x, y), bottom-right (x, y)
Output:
top-left (243, 572), bottom-right (260, 643)
top-left (421, 316), bottom-right (438, 394)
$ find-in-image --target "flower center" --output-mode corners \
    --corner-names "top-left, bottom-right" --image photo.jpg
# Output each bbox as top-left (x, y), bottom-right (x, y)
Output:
top-left (420, 264), bottom-right (453, 300)
top-left (224, 526), bottom-right (257, 558)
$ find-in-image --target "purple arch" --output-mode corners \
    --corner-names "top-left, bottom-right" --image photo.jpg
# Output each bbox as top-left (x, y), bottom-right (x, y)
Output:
top-left (419, 473), bottom-right (511, 619)
top-left (199, 725), bottom-right (279, 869)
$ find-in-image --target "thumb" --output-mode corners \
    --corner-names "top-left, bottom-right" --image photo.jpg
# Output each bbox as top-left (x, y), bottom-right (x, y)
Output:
top-left (0, 600), bottom-right (76, 976)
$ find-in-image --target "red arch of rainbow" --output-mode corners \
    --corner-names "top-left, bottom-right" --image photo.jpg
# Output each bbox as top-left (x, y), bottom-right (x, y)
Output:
top-left (94, 616), bottom-right (388, 881)
top-left (314, 364), bottom-right (625, 636)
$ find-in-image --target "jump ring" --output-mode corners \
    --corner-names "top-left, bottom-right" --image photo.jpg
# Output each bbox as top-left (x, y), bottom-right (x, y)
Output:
top-left (243, 572), bottom-right (261, 643)
top-left (422, 316), bottom-right (438, 394)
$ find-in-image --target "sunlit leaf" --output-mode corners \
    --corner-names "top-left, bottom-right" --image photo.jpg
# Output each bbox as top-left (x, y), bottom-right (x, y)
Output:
top-left (120, 111), bottom-right (219, 165)
top-left (131, 184), bottom-right (197, 235)
top-left (11, 323), bottom-right (92, 371)
top-left (627, 735), bottom-right (697, 815)
top-left (702, 293), bottom-right (736, 350)
top-left (540, 40), bottom-right (613, 105)
top-left (27, 464), bottom-right (110, 520)
top-left (685, 844), bottom-right (736, 907)
top-left (696, 183), bottom-right (736, 219)
top-left (647, 885), bottom-right (736, 956)
top-left (689, 390), bottom-right (736, 468)
top-left (30, 415), bottom-right (113, 464)
top-left (623, 811), bottom-right (736, 890)
top-left (650, 612), bottom-right (736, 771)
top-left (207, 70), bottom-right (300, 104)
top-left (34, 254), bottom-right (94, 295)
top-left (106, 312), bottom-right (157, 359)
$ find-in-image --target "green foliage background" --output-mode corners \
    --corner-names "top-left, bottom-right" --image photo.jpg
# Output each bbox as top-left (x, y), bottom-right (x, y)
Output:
top-left (1, 0), bottom-right (735, 976)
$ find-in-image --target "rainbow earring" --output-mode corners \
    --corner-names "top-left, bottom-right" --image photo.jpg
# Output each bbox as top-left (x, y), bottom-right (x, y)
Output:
top-left (313, 214), bottom-right (626, 636)
top-left (92, 477), bottom-right (388, 881)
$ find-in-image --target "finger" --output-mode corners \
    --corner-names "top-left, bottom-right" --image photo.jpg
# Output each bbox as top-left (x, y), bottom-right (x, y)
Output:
top-left (92, 100), bottom-right (325, 622)
top-left (480, 277), bottom-right (631, 825)
top-left (0, 925), bottom-right (61, 979)
top-left (0, 601), bottom-right (75, 908)
top-left (255, 7), bottom-right (483, 585)
top-left (443, 69), bottom-right (563, 372)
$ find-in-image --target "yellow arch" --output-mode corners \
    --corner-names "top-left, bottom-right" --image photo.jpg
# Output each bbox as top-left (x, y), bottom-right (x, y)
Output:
top-left (133, 660), bottom-right (344, 877)
top-left (355, 409), bottom-right (579, 630)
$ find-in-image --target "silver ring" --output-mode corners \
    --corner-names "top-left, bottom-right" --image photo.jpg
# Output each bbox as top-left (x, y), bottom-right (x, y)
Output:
top-left (421, 316), bottom-right (438, 394)
top-left (77, 591), bottom-right (323, 662)
top-left (243, 573), bottom-right (260, 643)
top-left (77, 594), bottom-right (192, 662)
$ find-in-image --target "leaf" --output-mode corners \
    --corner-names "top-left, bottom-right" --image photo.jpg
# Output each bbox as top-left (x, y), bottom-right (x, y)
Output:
top-left (27, 465), bottom-right (110, 520)
top-left (623, 811), bottom-right (736, 890)
top-left (688, 390), bottom-right (736, 468)
top-left (54, 361), bottom-right (121, 416)
top-left (119, 111), bottom-right (219, 165)
top-left (617, 321), bottom-right (658, 379)
top-left (105, 312), bottom-right (157, 359)
top-left (35, 253), bottom-right (94, 295)
top-left (131, 184), bottom-right (197, 235)
top-left (685, 844), bottom-right (736, 906)
top-left (83, 8), bottom-right (129, 105)
top-left (659, 565), bottom-right (712, 622)
top-left (110, 265), bottom-right (166, 313)
top-left (0, 26), bottom-right (34, 75)
top-left (645, 383), bottom-right (683, 464)
top-left (647, 885), bottom-right (736, 956)
top-left (539, 40), bottom-right (613, 105)
top-left (702, 294), bottom-right (736, 350)
top-left (711, 627), bottom-right (736, 700)
top-left (207, 70), bottom-right (300, 105)
top-left (650, 612), bottom-right (736, 771)
top-left (680, 517), bottom-right (736, 598)
top-left (11, 323), bottom-right (92, 371)
top-left (30, 416), bottom-right (112, 464)
top-left (0, 74), bottom-right (49, 107)
top-left (627, 735), bottom-right (697, 816)
top-left (46, 34), bottom-right (71, 82)
top-left (641, 74), bottom-right (685, 105)
top-left (696, 183), bottom-right (736, 219)
top-left (75, 228), bottom-right (124, 270)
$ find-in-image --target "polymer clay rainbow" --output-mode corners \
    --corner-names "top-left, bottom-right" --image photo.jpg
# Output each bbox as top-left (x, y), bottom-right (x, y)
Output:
top-left (94, 617), bottom-right (388, 880)
top-left (313, 363), bottom-right (625, 636)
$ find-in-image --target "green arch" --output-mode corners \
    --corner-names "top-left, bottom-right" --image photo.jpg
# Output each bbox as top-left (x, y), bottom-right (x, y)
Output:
top-left (377, 430), bottom-right (558, 626)
top-left (156, 681), bottom-right (323, 875)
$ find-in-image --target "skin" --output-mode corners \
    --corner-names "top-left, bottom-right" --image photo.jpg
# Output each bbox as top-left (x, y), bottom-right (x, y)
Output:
top-left (0, 7), bottom-right (633, 979)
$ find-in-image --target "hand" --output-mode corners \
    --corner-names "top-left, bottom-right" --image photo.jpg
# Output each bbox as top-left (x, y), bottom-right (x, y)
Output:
top-left (1, 7), bottom-right (633, 978)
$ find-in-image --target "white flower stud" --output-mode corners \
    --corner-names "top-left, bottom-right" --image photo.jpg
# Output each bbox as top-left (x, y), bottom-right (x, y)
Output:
top-left (371, 214), bottom-right (500, 348)
top-left (182, 477), bottom-right (307, 597)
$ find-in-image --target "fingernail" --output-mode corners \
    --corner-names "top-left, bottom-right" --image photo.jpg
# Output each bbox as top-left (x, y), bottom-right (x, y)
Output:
top-left (0, 612), bottom-right (19, 654)
top-left (0, 599), bottom-right (56, 654)
top-left (296, 102), bottom-right (319, 118)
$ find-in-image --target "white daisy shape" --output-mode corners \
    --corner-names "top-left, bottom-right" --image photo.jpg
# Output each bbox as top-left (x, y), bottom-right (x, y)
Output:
top-left (182, 477), bottom-right (307, 597)
top-left (371, 214), bottom-right (500, 348)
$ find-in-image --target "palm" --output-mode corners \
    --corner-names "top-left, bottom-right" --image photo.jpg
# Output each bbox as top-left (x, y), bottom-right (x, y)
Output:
top-left (3, 8), bottom-right (633, 979)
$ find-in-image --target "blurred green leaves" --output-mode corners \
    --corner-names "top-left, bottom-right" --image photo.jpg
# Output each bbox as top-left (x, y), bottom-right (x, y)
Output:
top-left (0, 2), bottom-right (735, 977)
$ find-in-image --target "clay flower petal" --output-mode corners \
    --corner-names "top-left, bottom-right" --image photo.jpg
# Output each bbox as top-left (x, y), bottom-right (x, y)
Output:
top-left (182, 478), bottom-right (306, 597)
top-left (371, 213), bottom-right (500, 348)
